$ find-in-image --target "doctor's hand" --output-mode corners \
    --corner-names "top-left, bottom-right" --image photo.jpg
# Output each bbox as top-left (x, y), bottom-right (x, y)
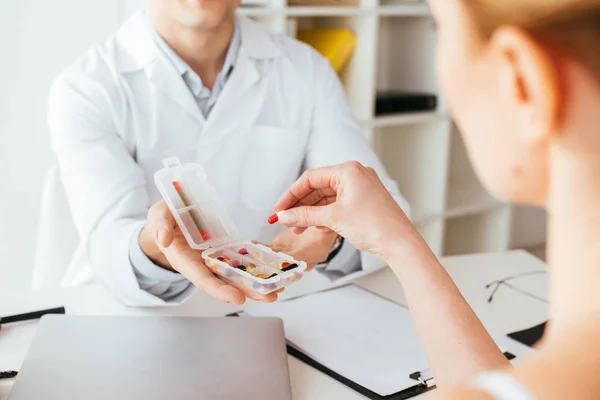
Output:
top-left (273, 162), bottom-right (429, 263)
top-left (263, 228), bottom-right (338, 271)
top-left (139, 201), bottom-right (281, 305)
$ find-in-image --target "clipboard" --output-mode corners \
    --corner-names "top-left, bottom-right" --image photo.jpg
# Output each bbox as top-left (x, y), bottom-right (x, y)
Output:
top-left (230, 285), bottom-right (520, 400)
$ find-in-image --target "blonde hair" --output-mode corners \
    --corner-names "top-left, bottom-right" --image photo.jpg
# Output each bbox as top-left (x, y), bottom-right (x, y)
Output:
top-left (467, 0), bottom-right (600, 78)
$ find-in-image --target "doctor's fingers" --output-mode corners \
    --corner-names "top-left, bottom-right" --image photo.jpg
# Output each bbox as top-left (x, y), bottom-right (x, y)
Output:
top-left (147, 201), bottom-right (176, 248)
top-left (163, 245), bottom-right (247, 304)
top-left (234, 283), bottom-right (281, 303)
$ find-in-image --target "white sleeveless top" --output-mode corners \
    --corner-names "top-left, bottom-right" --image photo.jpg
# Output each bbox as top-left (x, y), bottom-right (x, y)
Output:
top-left (476, 372), bottom-right (535, 400)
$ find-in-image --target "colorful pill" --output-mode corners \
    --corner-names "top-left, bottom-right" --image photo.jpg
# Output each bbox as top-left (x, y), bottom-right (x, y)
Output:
top-left (289, 272), bottom-right (302, 282)
top-left (234, 265), bottom-right (247, 272)
top-left (281, 263), bottom-right (298, 272)
top-left (256, 273), bottom-right (277, 280)
top-left (279, 262), bottom-right (291, 270)
top-left (217, 256), bottom-right (226, 262)
top-left (172, 181), bottom-right (211, 241)
top-left (268, 213), bottom-right (279, 224)
top-left (238, 248), bottom-right (249, 255)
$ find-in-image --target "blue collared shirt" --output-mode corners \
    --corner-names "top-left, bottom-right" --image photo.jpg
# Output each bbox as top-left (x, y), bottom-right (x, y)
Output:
top-left (149, 16), bottom-right (241, 117)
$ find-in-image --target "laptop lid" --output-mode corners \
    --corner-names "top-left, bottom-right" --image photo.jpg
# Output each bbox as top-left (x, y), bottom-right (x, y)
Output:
top-left (9, 315), bottom-right (291, 400)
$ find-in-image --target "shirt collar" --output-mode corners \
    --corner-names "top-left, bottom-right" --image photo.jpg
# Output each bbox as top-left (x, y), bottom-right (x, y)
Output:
top-left (114, 12), bottom-right (282, 73)
top-left (148, 16), bottom-right (241, 87)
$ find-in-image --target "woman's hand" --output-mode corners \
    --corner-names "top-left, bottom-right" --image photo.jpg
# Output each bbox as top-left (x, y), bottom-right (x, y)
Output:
top-left (276, 162), bottom-right (510, 385)
top-left (273, 161), bottom-right (428, 262)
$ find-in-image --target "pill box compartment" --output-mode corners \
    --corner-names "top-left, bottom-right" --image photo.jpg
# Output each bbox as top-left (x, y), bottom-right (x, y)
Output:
top-left (155, 158), bottom-right (238, 250)
top-left (203, 241), bottom-right (307, 295)
top-left (155, 158), bottom-right (307, 295)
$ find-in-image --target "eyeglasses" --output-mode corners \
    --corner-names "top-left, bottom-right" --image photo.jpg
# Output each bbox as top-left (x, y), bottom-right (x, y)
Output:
top-left (486, 271), bottom-right (548, 303)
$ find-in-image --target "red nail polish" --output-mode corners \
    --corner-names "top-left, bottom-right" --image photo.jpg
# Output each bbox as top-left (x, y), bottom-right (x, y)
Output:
top-left (268, 213), bottom-right (279, 224)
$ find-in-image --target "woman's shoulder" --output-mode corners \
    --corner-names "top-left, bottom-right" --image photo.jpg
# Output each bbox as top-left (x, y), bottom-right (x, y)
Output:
top-left (512, 336), bottom-right (600, 399)
top-left (436, 387), bottom-right (495, 400)
top-left (436, 335), bottom-right (600, 400)
top-left (435, 372), bottom-right (529, 400)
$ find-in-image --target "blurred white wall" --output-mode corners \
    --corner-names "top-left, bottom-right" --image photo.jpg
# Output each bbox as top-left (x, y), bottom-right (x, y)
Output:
top-left (0, 0), bottom-right (124, 289)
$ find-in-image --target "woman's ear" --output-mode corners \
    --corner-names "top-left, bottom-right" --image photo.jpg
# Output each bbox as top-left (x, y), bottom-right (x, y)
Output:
top-left (490, 26), bottom-right (562, 145)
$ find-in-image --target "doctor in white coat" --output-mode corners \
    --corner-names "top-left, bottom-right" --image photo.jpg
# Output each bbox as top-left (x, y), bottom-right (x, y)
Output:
top-left (47, 0), bottom-right (408, 306)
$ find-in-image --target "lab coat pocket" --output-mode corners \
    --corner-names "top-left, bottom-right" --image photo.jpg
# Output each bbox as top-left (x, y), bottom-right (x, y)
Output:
top-left (241, 125), bottom-right (307, 211)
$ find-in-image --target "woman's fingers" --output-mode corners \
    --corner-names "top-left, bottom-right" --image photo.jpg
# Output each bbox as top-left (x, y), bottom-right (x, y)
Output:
top-left (277, 204), bottom-right (335, 229)
top-left (274, 165), bottom-right (341, 212)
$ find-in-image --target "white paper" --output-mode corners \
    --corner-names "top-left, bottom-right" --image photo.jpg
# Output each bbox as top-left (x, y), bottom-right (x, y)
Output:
top-left (244, 285), bottom-right (431, 396)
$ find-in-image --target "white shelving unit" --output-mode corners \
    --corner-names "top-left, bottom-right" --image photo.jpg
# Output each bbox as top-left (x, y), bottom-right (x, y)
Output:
top-left (122, 0), bottom-right (535, 257)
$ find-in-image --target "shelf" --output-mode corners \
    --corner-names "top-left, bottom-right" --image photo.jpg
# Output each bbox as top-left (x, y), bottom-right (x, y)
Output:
top-left (239, 5), bottom-right (432, 18)
top-left (375, 121), bottom-right (451, 225)
top-left (237, 6), bottom-right (277, 16)
top-left (415, 218), bottom-right (445, 257)
top-left (377, 16), bottom-right (439, 95)
top-left (445, 184), bottom-right (503, 219)
top-left (444, 207), bottom-right (511, 256)
top-left (285, 6), bottom-right (367, 17)
top-left (378, 3), bottom-right (431, 17)
top-left (370, 111), bottom-right (448, 128)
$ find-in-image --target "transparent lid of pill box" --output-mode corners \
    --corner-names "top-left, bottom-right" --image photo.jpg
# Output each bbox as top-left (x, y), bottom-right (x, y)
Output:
top-left (154, 157), bottom-right (238, 250)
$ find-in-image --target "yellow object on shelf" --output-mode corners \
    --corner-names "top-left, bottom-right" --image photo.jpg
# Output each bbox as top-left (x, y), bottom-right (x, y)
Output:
top-left (297, 28), bottom-right (357, 74)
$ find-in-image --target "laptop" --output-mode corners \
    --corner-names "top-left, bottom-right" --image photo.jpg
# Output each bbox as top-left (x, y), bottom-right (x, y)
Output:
top-left (9, 315), bottom-right (292, 400)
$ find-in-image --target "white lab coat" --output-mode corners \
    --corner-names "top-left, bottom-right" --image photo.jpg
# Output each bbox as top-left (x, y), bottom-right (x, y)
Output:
top-left (46, 12), bottom-right (408, 306)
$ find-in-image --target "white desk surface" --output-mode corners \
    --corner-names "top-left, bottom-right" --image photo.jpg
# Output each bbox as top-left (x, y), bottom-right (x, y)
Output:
top-left (0, 250), bottom-right (549, 400)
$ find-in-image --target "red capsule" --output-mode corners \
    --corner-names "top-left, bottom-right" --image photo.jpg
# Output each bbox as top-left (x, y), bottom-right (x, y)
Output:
top-left (238, 248), bottom-right (249, 255)
top-left (268, 213), bottom-right (279, 224)
top-left (279, 262), bottom-right (290, 270)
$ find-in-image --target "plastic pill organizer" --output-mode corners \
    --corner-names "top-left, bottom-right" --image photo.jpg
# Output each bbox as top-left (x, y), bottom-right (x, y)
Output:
top-left (154, 158), bottom-right (307, 295)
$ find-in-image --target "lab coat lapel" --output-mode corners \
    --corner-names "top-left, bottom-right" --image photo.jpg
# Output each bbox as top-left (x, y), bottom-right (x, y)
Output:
top-left (197, 16), bottom-right (283, 163)
top-left (200, 48), bottom-right (260, 143)
top-left (146, 59), bottom-right (205, 126)
top-left (115, 11), bottom-right (205, 126)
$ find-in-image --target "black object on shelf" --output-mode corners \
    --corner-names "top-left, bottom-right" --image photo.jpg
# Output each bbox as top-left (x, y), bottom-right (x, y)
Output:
top-left (375, 92), bottom-right (438, 116)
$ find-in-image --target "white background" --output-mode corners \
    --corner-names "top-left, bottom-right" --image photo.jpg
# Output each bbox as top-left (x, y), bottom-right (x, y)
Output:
top-left (0, 0), bottom-right (125, 290)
